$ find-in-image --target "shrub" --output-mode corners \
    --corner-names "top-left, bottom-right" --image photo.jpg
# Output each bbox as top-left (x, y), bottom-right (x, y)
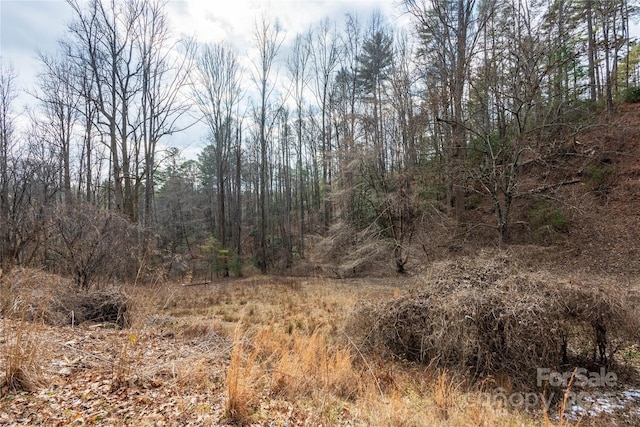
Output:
top-left (344, 258), bottom-right (640, 391)
top-left (585, 163), bottom-right (614, 192)
top-left (48, 203), bottom-right (139, 288)
top-left (527, 198), bottom-right (570, 244)
top-left (621, 87), bottom-right (640, 103)
top-left (528, 199), bottom-right (570, 233)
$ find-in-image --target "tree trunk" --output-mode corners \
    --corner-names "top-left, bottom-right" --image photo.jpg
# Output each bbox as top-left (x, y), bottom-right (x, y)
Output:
top-left (587, 0), bottom-right (597, 102)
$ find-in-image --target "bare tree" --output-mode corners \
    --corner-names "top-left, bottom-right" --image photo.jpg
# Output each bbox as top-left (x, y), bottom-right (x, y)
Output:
top-left (468, 0), bottom-right (573, 244)
top-left (310, 18), bottom-right (341, 230)
top-left (0, 111), bottom-right (62, 268)
top-left (0, 63), bottom-right (18, 267)
top-left (251, 16), bottom-right (284, 273)
top-left (286, 32), bottom-right (311, 258)
top-left (65, 0), bottom-right (194, 230)
top-left (274, 106), bottom-right (294, 268)
top-left (135, 0), bottom-right (195, 234)
top-left (406, 0), bottom-right (484, 224)
top-left (192, 42), bottom-right (242, 266)
top-left (386, 31), bottom-right (421, 271)
top-left (34, 52), bottom-right (81, 204)
top-left (66, 0), bottom-right (143, 219)
top-left (76, 61), bottom-right (99, 204)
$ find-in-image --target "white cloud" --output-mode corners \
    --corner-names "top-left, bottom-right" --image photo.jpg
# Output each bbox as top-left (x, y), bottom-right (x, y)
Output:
top-left (1, 1), bottom-right (73, 105)
top-left (1, 0), bottom-right (405, 154)
top-left (167, 0), bottom-right (404, 47)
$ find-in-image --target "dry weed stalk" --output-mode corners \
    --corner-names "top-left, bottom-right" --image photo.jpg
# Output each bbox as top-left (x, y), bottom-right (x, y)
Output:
top-left (225, 326), bottom-right (260, 424)
top-left (431, 370), bottom-right (461, 420)
top-left (112, 332), bottom-right (140, 387)
top-left (1, 317), bottom-right (44, 392)
top-left (542, 368), bottom-right (584, 427)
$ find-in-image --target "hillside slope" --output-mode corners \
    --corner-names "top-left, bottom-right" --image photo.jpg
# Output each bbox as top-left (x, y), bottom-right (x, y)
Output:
top-left (302, 103), bottom-right (640, 279)
top-left (529, 102), bottom-right (640, 276)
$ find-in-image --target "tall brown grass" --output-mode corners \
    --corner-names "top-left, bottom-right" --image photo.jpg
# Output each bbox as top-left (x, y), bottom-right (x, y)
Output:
top-left (255, 327), bottom-right (360, 401)
top-left (54, 269), bottom-right (596, 426)
top-left (224, 325), bottom-right (260, 424)
top-left (431, 370), bottom-right (462, 420)
top-left (1, 317), bottom-right (43, 392)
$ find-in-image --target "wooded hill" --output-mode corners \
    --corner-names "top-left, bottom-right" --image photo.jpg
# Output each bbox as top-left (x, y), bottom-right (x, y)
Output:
top-left (1, 0), bottom-right (639, 283)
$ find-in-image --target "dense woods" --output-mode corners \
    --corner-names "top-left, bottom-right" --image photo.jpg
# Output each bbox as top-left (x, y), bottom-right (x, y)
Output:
top-left (1, 0), bottom-right (639, 281)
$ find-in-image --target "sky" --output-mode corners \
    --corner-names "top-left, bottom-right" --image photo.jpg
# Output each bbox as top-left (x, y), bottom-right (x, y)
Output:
top-left (0, 0), bottom-right (408, 158)
top-left (2, 1), bottom-right (639, 158)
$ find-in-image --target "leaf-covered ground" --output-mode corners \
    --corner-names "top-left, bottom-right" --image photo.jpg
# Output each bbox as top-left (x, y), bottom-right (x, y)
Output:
top-left (2, 272), bottom-right (640, 426)
top-left (0, 276), bottom-right (391, 426)
top-left (0, 321), bottom-right (232, 425)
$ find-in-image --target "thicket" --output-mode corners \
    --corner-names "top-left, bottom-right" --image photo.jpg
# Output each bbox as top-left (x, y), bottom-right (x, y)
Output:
top-left (345, 257), bottom-right (640, 390)
top-left (0, 268), bottom-right (129, 327)
top-left (0, 203), bottom-right (135, 327)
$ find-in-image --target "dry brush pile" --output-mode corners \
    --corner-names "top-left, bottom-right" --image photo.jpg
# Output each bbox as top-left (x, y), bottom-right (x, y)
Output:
top-left (0, 268), bottom-right (129, 328)
top-left (345, 255), bottom-right (640, 390)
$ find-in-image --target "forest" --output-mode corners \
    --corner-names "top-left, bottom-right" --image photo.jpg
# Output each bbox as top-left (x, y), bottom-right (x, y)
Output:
top-left (0, 0), bottom-right (639, 279)
top-left (3, 0), bottom-right (640, 425)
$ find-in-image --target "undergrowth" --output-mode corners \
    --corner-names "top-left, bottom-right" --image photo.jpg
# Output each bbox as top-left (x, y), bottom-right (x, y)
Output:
top-left (3, 254), bottom-right (636, 425)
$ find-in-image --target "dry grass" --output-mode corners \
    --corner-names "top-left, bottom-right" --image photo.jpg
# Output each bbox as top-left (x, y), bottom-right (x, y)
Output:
top-left (224, 326), bottom-right (260, 424)
top-left (255, 327), bottom-right (361, 401)
top-left (3, 256), bottom-right (636, 425)
top-left (430, 370), bottom-right (462, 420)
top-left (0, 272), bottom-right (46, 393)
top-left (0, 317), bottom-right (44, 393)
top-left (130, 270), bottom-right (589, 426)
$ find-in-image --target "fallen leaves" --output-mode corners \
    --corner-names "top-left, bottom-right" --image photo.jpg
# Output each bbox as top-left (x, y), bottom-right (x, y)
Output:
top-left (0, 320), bottom-right (228, 425)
